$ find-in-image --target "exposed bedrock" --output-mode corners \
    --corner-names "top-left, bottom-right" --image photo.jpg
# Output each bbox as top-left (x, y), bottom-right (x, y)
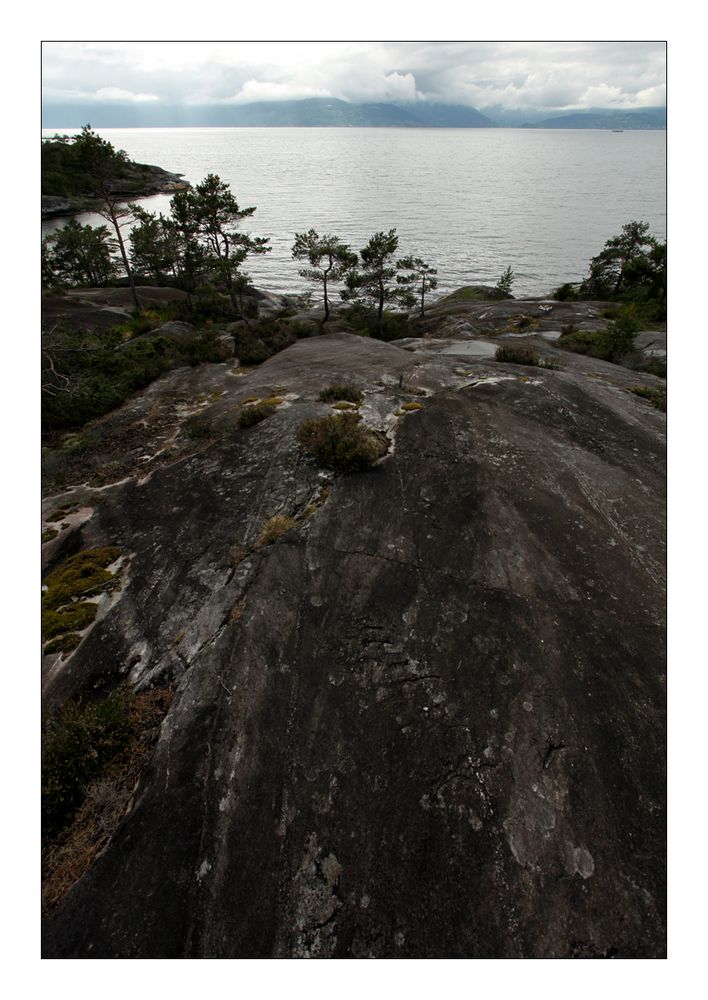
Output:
top-left (41, 333), bottom-right (666, 958)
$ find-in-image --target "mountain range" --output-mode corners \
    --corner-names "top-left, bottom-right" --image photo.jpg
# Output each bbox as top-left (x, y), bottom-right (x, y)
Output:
top-left (41, 98), bottom-right (666, 130)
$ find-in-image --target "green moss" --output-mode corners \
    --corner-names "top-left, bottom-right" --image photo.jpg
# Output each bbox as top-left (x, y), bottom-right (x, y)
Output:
top-left (43, 633), bottom-right (82, 656)
top-left (42, 547), bottom-right (122, 611)
top-left (260, 396), bottom-right (285, 407)
top-left (42, 528), bottom-right (59, 544)
top-left (42, 602), bottom-right (98, 640)
top-left (332, 400), bottom-right (357, 410)
top-left (400, 401), bottom-right (423, 411)
top-left (45, 504), bottom-right (78, 523)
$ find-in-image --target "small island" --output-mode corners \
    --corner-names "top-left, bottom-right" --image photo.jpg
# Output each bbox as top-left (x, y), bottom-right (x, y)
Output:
top-left (42, 127), bottom-right (190, 219)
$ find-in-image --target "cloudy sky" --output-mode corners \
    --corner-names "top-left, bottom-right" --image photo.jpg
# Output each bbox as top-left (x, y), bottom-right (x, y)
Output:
top-left (42, 41), bottom-right (666, 114)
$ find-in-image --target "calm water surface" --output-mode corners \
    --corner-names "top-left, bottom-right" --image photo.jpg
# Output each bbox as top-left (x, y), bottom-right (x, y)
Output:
top-left (42, 127), bottom-right (666, 299)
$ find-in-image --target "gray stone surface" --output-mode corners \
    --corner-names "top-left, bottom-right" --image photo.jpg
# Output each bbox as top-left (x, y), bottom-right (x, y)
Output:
top-left (41, 331), bottom-right (666, 958)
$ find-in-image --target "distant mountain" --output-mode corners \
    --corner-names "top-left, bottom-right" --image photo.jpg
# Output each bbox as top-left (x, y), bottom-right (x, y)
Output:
top-left (521, 108), bottom-right (666, 130)
top-left (41, 99), bottom-right (664, 131)
top-left (42, 98), bottom-right (495, 129)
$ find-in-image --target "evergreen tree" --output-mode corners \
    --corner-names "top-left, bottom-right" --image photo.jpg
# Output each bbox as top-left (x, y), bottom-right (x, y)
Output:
top-left (42, 219), bottom-right (119, 288)
top-left (341, 229), bottom-right (403, 331)
top-left (292, 230), bottom-right (357, 323)
top-left (396, 255), bottom-right (438, 316)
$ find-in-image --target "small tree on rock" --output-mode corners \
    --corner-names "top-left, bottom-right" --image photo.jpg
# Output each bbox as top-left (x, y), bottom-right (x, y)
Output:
top-left (396, 255), bottom-right (438, 316)
top-left (72, 125), bottom-right (141, 309)
top-left (341, 229), bottom-right (403, 332)
top-left (292, 230), bottom-right (357, 323)
top-left (495, 265), bottom-right (515, 299)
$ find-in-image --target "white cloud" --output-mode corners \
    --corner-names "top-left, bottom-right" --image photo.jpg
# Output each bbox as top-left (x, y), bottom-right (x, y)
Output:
top-left (93, 87), bottom-right (159, 103)
top-left (41, 41), bottom-right (666, 113)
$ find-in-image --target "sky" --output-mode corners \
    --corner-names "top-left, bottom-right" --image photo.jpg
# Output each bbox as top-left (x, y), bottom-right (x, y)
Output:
top-left (42, 41), bottom-right (666, 115)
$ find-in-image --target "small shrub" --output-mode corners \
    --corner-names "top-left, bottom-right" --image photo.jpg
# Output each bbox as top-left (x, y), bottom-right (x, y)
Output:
top-left (553, 283), bottom-right (579, 302)
top-left (237, 402), bottom-right (275, 428)
top-left (42, 688), bottom-right (134, 838)
top-left (318, 384), bottom-right (364, 404)
top-left (495, 343), bottom-right (540, 366)
top-left (297, 412), bottom-right (387, 472)
top-left (184, 414), bottom-right (215, 440)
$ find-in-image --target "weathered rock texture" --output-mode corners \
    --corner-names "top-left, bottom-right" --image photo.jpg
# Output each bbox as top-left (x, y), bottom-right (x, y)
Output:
top-left (41, 331), bottom-right (666, 958)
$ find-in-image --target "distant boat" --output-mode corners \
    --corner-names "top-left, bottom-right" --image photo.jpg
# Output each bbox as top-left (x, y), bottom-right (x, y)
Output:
top-left (612, 129), bottom-right (624, 133)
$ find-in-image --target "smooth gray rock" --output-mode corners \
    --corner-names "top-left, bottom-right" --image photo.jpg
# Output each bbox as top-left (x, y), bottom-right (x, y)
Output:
top-left (41, 332), bottom-right (666, 958)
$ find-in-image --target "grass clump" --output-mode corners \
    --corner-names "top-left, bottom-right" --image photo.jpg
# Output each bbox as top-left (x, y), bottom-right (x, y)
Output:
top-left (297, 412), bottom-right (387, 472)
top-left (258, 514), bottom-right (296, 546)
top-left (237, 401), bottom-right (276, 427)
top-left (318, 384), bottom-right (364, 404)
top-left (495, 343), bottom-right (541, 366)
top-left (630, 386), bottom-right (667, 412)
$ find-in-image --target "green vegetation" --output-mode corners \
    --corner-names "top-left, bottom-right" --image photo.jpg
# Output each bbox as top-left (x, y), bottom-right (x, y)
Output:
top-left (342, 229), bottom-right (408, 332)
top-left (396, 255), bottom-right (438, 316)
top-left (495, 265), bottom-right (516, 298)
top-left (495, 343), bottom-right (540, 365)
top-left (400, 401), bottom-right (424, 411)
top-left (42, 547), bottom-right (122, 644)
top-left (318, 384), bottom-right (364, 403)
top-left (43, 219), bottom-right (119, 288)
top-left (258, 514), bottom-right (296, 545)
top-left (42, 687), bottom-right (135, 839)
top-left (557, 302), bottom-right (645, 365)
top-left (297, 412), bottom-right (387, 472)
top-left (554, 221), bottom-right (666, 324)
top-left (630, 386), bottom-right (667, 412)
top-left (292, 230), bottom-right (357, 323)
top-left (237, 401), bottom-right (277, 427)
top-left (42, 325), bottom-right (232, 431)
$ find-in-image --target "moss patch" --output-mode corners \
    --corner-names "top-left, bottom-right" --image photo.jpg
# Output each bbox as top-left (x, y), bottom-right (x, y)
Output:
top-left (42, 546), bottom-right (122, 646)
top-left (400, 401), bottom-right (423, 411)
top-left (43, 633), bottom-right (83, 656)
top-left (42, 528), bottom-right (59, 544)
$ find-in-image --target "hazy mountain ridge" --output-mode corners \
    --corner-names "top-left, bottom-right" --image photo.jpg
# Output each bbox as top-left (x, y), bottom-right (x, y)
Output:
top-left (42, 98), bottom-right (665, 130)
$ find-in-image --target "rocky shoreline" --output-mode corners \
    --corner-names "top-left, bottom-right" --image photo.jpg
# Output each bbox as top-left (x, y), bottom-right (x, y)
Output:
top-left (41, 164), bottom-right (190, 219)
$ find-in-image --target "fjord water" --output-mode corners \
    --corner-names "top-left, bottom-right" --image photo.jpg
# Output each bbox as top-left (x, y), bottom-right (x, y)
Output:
top-left (41, 127), bottom-right (666, 299)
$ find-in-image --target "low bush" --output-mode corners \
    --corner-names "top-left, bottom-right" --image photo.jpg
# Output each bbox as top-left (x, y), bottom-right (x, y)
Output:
top-left (495, 343), bottom-right (540, 366)
top-left (297, 412), bottom-right (387, 472)
top-left (237, 402), bottom-right (276, 427)
top-left (318, 384), bottom-right (364, 403)
top-left (42, 688), bottom-right (134, 839)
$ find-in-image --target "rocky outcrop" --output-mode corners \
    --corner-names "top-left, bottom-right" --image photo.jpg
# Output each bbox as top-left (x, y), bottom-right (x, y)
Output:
top-left (41, 165), bottom-right (190, 219)
top-left (41, 328), bottom-right (666, 958)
